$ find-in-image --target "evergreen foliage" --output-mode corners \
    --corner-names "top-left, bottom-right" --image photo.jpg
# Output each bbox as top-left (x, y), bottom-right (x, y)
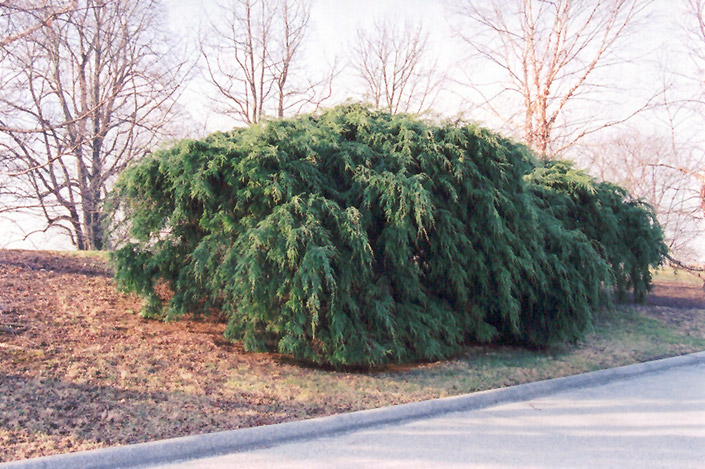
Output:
top-left (526, 160), bottom-right (667, 302)
top-left (110, 104), bottom-right (666, 368)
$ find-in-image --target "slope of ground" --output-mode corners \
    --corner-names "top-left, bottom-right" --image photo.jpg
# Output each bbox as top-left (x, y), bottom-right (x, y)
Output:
top-left (1, 250), bottom-right (704, 463)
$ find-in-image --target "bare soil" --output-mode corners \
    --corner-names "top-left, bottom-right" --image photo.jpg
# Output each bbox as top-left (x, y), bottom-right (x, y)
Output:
top-left (1, 249), bottom-right (704, 463)
top-left (645, 281), bottom-right (705, 310)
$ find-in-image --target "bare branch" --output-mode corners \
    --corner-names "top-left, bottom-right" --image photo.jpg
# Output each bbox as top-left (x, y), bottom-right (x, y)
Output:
top-left (0, 0), bottom-right (188, 250)
top-left (0, 1), bottom-right (77, 48)
top-left (452, 0), bottom-right (652, 156)
top-left (200, 0), bottom-right (333, 125)
top-left (350, 19), bottom-right (443, 115)
top-left (576, 127), bottom-right (705, 262)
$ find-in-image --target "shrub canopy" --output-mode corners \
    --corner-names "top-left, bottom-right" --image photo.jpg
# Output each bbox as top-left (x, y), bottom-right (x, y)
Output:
top-left (110, 105), bottom-right (666, 368)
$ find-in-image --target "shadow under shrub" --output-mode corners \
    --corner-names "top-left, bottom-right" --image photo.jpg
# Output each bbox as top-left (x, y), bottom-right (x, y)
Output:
top-left (109, 104), bottom-right (666, 368)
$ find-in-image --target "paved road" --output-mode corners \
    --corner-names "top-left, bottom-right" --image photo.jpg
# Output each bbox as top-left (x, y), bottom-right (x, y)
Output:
top-left (154, 361), bottom-right (705, 469)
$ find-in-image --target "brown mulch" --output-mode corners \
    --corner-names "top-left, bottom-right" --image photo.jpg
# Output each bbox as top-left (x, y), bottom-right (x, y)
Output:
top-left (0, 250), bottom-right (343, 462)
top-left (638, 281), bottom-right (705, 329)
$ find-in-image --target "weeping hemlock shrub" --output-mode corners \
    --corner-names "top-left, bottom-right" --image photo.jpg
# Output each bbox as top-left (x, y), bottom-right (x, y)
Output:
top-left (110, 105), bottom-right (666, 368)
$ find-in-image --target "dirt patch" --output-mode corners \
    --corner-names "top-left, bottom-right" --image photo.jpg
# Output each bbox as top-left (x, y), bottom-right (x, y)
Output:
top-left (1, 249), bottom-right (704, 463)
top-left (632, 281), bottom-right (705, 336)
top-left (646, 281), bottom-right (705, 310)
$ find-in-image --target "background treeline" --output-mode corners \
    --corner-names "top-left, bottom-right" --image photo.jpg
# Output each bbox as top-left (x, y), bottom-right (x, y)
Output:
top-left (2, 1), bottom-right (703, 263)
top-left (111, 105), bottom-right (666, 368)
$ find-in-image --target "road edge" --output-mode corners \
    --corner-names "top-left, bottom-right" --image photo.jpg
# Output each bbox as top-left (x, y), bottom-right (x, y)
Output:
top-left (3, 351), bottom-right (705, 469)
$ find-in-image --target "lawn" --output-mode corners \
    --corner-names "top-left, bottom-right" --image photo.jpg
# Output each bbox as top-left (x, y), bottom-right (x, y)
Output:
top-left (1, 249), bottom-right (704, 463)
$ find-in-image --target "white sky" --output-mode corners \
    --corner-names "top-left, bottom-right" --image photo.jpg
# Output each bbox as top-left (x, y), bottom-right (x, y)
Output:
top-left (2, 0), bottom-right (701, 253)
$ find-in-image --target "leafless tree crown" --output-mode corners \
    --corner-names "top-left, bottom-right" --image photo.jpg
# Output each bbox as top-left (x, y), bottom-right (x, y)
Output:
top-left (201, 0), bottom-right (334, 125)
top-left (683, 0), bottom-right (705, 103)
top-left (579, 130), bottom-right (704, 260)
top-left (351, 19), bottom-right (441, 115)
top-left (0, 1), bottom-right (77, 49)
top-left (453, 0), bottom-right (650, 157)
top-left (0, 0), bottom-right (186, 250)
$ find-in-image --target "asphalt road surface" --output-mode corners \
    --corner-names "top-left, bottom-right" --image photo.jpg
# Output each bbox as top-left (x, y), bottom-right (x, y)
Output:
top-left (154, 361), bottom-right (705, 469)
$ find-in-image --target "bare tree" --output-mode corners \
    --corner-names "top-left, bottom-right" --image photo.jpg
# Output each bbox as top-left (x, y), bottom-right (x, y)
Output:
top-left (632, 0), bottom-right (705, 266)
top-left (350, 19), bottom-right (442, 115)
top-left (685, 0), bottom-right (705, 99)
top-left (0, 0), bottom-right (186, 250)
top-left (684, 0), bottom-right (705, 219)
top-left (0, 1), bottom-right (77, 49)
top-left (452, 0), bottom-right (651, 157)
top-left (201, 0), bottom-right (333, 125)
top-left (578, 130), bottom-right (704, 260)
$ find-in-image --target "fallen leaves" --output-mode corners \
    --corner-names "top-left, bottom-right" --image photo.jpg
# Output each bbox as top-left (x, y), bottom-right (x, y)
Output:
top-left (0, 250), bottom-right (346, 462)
